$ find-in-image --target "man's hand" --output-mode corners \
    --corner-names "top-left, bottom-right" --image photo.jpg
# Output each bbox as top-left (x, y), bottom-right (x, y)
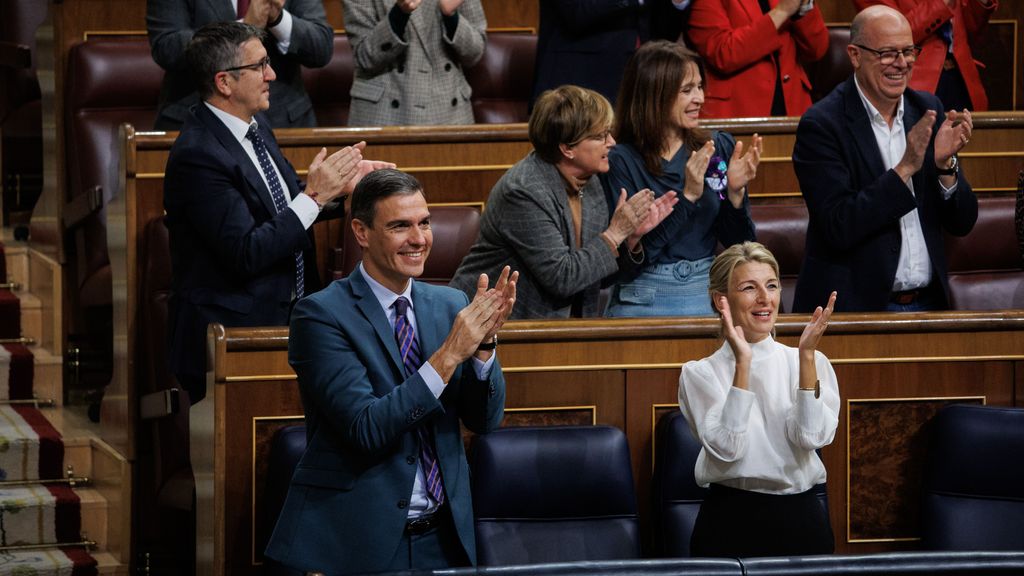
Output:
top-left (683, 140), bottom-right (715, 203)
top-left (934, 109), bottom-right (973, 167)
top-left (439, 0), bottom-right (465, 16)
top-left (343, 159), bottom-right (398, 195)
top-left (305, 142), bottom-right (365, 206)
top-left (769, 0), bottom-right (803, 27)
top-left (725, 133), bottom-right (762, 208)
top-left (243, 0), bottom-right (282, 27)
top-left (396, 0), bottom-right (421, 14)
top-left (894, 110), bottom-right (936, 183)
top-left (428, 275), bottom-right (508, 382)
top-left (476, 266), bottom-right (519, 360)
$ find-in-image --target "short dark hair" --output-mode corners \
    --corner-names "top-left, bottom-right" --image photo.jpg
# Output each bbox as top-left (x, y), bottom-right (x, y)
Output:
top-left (528, 85), bottom-right (613, 164)
top-left (186, 21), bottom-right (265, 100)
top-left (350, 169), bottom-right (425, 228)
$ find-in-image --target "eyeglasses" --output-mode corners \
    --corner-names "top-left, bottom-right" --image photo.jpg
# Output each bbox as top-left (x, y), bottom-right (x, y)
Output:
top-left (571, 129), bottom-right (612, 146)
top-left (222, 56), bottom-right (271, 74)
top-left (852, 44), bottom-right (921, 65)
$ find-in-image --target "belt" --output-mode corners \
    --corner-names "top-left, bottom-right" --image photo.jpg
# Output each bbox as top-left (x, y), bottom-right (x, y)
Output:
top-left (890, 288), bottom-right (925, 305)
top-left (405, 507), bottom-right (445, 535)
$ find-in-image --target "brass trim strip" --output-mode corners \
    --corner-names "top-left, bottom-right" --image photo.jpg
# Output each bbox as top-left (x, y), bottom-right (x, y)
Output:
top-left (0, 399), bottom-right (56, 407)
top-left (844, 395), bottom-right (985, 543)
top-left (0, 337), bottom-right (33, 345)
top-left (0, 540), bottom-right (97, 552)
top-left (0, 476), bottom-right (88, 488)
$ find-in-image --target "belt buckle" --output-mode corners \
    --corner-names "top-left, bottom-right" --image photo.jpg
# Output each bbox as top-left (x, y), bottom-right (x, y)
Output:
top-left (405, 514), bottom-right (436, 535)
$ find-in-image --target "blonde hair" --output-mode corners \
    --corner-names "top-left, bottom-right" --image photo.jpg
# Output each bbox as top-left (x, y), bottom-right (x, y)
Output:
top-left (529, 85), bottom-right (614, 164)
top-left (708, 242), bottom-right (781, 314)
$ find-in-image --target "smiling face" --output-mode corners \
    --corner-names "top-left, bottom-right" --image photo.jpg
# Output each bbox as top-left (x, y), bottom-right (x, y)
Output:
top-left (222, 38), bottom-right (275, 120)
top-left (849, 11), bottom-right (914, 114)
top-left (718, 261), bottom-right (780, 343)
top-left (353, 191), bottom-right (432, 294)
top-left (670, 62), bottom-right (704, 131)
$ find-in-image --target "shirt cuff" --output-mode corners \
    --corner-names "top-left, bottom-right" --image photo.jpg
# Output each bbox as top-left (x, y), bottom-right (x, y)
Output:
top-left (269, 10), bottom-right (293, 53)
top-left (722, 385), bottom-right (754, 432)
top-left (797, 0), bottom-right (814, 17)
top-left (471, 353), bottom-right (494, 380)
top-left (938, 175), bottom-right (958, 200)
top-left (672, 0), bottom-right (691, 9)
top-left (289, 193), bottom-right (320, 229)
top-left (796, 387), bottom-right (821, 428)
top-left (419, 362), bottom-right (447, 399)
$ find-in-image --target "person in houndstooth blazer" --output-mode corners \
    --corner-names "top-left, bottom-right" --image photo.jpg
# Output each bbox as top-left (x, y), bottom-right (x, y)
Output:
top-left (343, 0), bottom-right (486, 126)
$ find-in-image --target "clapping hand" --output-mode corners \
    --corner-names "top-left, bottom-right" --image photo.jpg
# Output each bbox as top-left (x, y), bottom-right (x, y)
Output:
top-left (798, 291), bottom-right (836, 354)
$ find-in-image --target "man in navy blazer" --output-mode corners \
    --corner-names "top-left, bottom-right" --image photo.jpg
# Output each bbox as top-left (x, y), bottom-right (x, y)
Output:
top-left (792, 5), bottom-right (977, 313)
top-left (164, 22), bottom-right (384, 402)
top-left (265, 169), bottom-right (517, 574)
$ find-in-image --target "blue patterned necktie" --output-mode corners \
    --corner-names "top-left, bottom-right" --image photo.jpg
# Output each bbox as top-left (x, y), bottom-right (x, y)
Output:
top-left (393, 296), bottom-right (445, 505)
top-left (246, 123), bottom-right (305, 298)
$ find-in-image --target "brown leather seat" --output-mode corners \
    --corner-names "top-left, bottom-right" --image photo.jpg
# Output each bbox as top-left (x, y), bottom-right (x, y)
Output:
top-left (302, 34), bottom-right (354, 127)
top-left (750, 200), bottom-right (808, 314)
top-left (63, 37), bottom-right (163, 386)
top-left (337, 205), bottom-right (481, 285)
top-left (465, 32), bottom-right (537, 124)
top-left (944, 194), bottom-right (1024, 310)
top-left (805, 27), bottom-right (852, 103)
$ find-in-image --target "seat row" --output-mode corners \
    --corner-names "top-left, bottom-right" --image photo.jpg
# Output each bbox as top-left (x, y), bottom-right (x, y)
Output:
top-left (262, 403), bottom-right (1024, 572)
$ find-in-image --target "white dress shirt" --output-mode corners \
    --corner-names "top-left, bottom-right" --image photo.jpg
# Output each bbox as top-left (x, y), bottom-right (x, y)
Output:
top-left (358, 263), bottom-right (493, 516)
top-left (204, 102), bottom-right (320, 229)
top-left (853, 77), bottom-right (957, 292)
top-left (678, 336), bottom-right (840, 494)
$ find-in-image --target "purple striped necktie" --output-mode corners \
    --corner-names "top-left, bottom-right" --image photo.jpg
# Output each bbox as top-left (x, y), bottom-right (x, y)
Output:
top-left (393, 296), bottom-right (445, 505)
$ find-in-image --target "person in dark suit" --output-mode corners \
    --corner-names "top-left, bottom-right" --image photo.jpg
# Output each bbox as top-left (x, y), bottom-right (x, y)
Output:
top-left (265, 169), bottom-right (517, 574)
top-left (792, 5), bottom-right (977, 313)
top-left (531, 0), bottom-right (692, 108)
top-left (147, 0), bottom-right (333, 130)
top-left (164, 21), bottom-right (389, 402)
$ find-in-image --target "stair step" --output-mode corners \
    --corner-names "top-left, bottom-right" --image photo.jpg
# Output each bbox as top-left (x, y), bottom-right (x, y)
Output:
top-left (29, 346), bottom-right (63, 406)
top-left (77, 487), bottom-right (109, 551)
top-left (93, 550), bottom-right (129, 575)
top-left (2, 243), bottom-right (29, 290)
top-left (15, 290), bottom-right (42, 343)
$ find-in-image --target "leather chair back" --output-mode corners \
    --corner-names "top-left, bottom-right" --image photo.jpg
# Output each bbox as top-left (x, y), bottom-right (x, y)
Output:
top-left (652, 411), bottom-right (708, 557)
top-left (465, 32), bottom-right (537, 124)
top-left (921, 404), bottom-right (1024, 551)
top-left (260, 424), bottom-right (308, 569)
top-left (302, 34), bottom-right (353, 127)
top-left (338, 204), bottom-right (481, 285)
top-left (944, 194), bottom-right (1024, 310)
top-left (749, 201), bottom-right (808, 313)
top-left (805, 27), bottom-right (852, 103)
top-left (470, 425), bottom-right (641, 565)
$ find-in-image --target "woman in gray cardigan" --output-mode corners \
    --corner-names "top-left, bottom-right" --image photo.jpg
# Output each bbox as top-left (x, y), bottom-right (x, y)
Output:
top-left (450, 85), bottom-right (678, 319)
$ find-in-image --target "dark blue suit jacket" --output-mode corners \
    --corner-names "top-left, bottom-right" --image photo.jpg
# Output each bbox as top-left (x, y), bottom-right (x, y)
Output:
top-left (265, 272), bottom-right (505, 574)
top-left (791, 77), bottom-right (978, 313)
top-left (164, 104), bottom-right (334, 401)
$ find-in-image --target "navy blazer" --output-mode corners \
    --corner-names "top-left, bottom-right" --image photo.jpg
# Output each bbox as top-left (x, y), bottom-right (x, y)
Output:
top-left (164, 104), bottom-right (331, 401)
top-left (791, 77), bottom-right (978, 313)
top-left (265, 272), bottom-right (506, 574)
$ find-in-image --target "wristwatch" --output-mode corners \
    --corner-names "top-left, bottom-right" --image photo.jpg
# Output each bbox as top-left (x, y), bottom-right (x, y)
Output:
top-left (936, 154), bottom-right (958, 176)
top-left (477, 335), bottom-right (498, 351)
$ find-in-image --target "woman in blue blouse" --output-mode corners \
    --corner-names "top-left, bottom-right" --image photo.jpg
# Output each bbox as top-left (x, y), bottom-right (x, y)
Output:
top-left (605, 41), bottom-right (762, 317)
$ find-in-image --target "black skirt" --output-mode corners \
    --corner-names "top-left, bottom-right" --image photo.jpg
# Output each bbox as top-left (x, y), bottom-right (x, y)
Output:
top-left (690, 483), bottom-right (835, 558)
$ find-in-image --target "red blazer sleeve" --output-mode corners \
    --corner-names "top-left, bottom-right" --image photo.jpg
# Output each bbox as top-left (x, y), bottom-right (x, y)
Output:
top-left (852, 0), bottom-right (953, 44)
top-left (687, 0), bottom-right (784, 74)
top-left (790, 5), bottom-right (829, 62)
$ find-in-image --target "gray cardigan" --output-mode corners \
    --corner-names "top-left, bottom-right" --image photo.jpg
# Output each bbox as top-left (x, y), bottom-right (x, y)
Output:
top-left (449, 152), bottom-right (625, 319)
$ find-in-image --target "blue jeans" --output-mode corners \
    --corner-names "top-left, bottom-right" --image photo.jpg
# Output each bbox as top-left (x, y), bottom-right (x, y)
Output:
top-left (605, 257), bottom-right (714, 317)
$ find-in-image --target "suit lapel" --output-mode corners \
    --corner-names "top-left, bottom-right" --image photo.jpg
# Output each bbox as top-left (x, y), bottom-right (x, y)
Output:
top-left (350, 271), bottom-right (406, 379)
top-left (406, 4), bottom-right (435, 66)
top-left (195, 104), bottom-right (280, 216)
top-left (410, 282), bottom-right (444, 362)
top-left (841, 78), bottom-right (887, 182)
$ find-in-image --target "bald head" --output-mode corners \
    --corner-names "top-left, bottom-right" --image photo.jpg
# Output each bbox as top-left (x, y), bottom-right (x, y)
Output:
top-left (850, 5), bottom-right (910, 46)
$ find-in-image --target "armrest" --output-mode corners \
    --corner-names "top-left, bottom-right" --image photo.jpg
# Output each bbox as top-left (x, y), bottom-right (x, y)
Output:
top-left (63, 185), bottom-right (105, 230)
top-left (0, 41), bottom-right (31, 69)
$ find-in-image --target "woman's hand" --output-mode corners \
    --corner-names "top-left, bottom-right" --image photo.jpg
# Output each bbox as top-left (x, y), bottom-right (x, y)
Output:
top-left (725, 133), bottom-right (762, 208)
top-left (606, 189), bottom-right (654, 246)
top-left (798, 291), bottom-right (836, 354)
top-left (718, 295), bottom-right (752, 369)
top-left (683, 140), bottom-right (716, 203)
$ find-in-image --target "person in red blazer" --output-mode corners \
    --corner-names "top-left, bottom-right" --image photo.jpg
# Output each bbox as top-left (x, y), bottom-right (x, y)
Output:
top-left (853, 0), bottom-right (998, 111)
top-left (687, 0), bottom-right (829, 119)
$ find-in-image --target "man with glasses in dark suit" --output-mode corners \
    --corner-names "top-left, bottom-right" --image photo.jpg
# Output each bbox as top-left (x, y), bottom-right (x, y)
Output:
top-left (791, 5), bottom-right (977, 313)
